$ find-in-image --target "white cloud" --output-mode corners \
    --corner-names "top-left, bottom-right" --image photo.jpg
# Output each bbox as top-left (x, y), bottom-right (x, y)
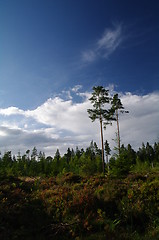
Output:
top-left (26, 96), bottom-right (94, 134)
top-left (82, 23), bottom-right (123, 63)
top-left (0, 106), bottom-right (24, 116)
top-left (0, 88), bottom-right (158, 156)
top-left (97, 24), bottom-right (122, 56)
top-left (71, 85), bottom-right (82, 92)
top-left (119, 92), bottom-right (159, 147)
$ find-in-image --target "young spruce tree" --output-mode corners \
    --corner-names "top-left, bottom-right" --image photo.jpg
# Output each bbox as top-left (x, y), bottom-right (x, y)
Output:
top-left (104, 140), bottom-right (111, 171)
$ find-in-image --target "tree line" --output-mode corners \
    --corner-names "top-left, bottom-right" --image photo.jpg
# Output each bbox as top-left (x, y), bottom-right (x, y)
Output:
top-left (0, 86), bottom-right (158, 177)
top-left (0, 141), bottom-right (159, 177)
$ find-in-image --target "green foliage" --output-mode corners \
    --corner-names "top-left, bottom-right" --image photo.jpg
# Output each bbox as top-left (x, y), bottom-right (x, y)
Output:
top-left (109, 152), bottom-right (135, 176)
top-left (132, 157), bottom-right (150, 173)
top-left (87, 86), bottom-right (110, 122)
top-left (0, 142), bottom-right (159, 179)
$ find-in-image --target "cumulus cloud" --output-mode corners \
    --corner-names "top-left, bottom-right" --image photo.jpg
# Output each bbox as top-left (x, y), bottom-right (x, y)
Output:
top-left (119, 92), bottom-right (159, 146)
top-left (82, 23), bottom-right (123, 63)
top-left (0, 106), bottom-right (24, 116)
top-left (0, 88), bottom-right (158, 156)
top-left (26, 97), bottom-right (93, 134)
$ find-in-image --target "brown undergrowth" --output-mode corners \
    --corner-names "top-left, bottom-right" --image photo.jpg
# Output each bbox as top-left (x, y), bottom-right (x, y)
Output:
top-left (0, 172), bottom-right (159, 239)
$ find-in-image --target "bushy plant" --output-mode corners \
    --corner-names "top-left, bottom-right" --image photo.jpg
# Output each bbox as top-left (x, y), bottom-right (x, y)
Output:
top-left (109, 153), bottom-right (134, 177)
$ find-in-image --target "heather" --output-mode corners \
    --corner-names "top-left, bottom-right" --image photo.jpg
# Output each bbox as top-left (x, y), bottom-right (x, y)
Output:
top-left (0, 169), bottom-right (159, 239)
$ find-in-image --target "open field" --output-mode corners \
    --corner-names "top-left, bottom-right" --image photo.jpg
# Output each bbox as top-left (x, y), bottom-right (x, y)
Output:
top-left (0, 172), bottom-right (159, 240)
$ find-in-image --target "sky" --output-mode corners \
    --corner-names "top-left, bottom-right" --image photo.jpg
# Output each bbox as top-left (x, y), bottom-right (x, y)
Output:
top-left (0, 0), bottom-right (159, 157)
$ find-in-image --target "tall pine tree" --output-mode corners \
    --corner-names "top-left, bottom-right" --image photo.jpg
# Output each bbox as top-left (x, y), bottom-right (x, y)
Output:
top-left (87, 86), bottom-right (111, 174)
top-left (111, 93), bottom-right (129, 155)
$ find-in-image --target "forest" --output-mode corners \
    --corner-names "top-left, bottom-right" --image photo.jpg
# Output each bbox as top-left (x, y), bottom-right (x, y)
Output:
top-left (0, 141), bottom-right (159, 178)
top-left (0, 86), bottom-right (159, 239)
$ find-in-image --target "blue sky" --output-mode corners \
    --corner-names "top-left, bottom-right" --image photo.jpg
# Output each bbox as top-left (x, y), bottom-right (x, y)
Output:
top-left (0, 0), bottom-right (159, 156)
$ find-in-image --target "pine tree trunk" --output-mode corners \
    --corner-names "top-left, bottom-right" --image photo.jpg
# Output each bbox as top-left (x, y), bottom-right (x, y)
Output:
top-left (116, 110), bottom-right (120, 155)
top-left (100, 117), bottom-right (105, 174)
